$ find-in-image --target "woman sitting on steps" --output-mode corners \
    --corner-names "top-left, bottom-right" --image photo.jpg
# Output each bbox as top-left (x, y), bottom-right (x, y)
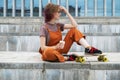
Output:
top-left (39, 3), bottom-right (102, 62)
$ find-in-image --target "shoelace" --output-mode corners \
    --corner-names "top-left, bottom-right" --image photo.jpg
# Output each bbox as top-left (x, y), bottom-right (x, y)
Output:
top-left (89, 47), bottom-right (98, 53)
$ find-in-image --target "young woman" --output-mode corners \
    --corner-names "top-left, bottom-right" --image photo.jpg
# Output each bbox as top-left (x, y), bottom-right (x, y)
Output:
top-left (39, 3), bottom-right (102, 62)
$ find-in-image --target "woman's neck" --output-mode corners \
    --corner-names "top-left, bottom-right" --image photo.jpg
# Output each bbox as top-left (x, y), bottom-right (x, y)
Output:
top-left (47, 19), bottom-right (56, 25)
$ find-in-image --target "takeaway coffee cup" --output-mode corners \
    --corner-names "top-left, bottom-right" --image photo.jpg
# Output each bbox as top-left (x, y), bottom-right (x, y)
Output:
top-left (59, 40), bottom-right (65, 49)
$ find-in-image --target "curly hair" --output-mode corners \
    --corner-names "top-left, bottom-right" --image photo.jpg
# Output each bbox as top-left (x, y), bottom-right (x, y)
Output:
top-left (44, 3), bottom-right (60, 22)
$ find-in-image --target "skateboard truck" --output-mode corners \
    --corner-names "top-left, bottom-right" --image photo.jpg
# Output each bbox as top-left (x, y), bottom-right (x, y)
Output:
top-left (97, 55), bottom-right (108, 62)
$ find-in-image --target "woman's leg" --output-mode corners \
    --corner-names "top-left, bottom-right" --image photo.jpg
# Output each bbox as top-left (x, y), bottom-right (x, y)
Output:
top-left (79, 38), bottom-right (91, 48)
top-left (59, 28), bottom-right (102, 54)
top-left (59, 28), bottom-right (85, 53)
top-left (42, 48), bottom-right (65, 62)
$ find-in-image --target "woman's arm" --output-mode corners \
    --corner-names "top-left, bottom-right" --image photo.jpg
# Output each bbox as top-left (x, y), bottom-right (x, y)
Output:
top-left (40, 37), bottom-right (56, 51)
top-left (40, 37), bottom-right (64, 51)
top-left (60, 6), bottom-right (78, 29)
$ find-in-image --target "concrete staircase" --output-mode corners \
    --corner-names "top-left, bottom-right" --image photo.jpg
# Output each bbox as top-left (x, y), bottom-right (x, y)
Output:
top-left (0, 17), bottom-right (120, 52)
top-left (0, 17), bottom-right (120, 80)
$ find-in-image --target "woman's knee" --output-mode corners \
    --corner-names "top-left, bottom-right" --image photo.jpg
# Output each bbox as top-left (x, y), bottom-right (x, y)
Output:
top-left (69, 27), bottom-right (76, 31)
top-left (68, 28), bottom-right (81, 34)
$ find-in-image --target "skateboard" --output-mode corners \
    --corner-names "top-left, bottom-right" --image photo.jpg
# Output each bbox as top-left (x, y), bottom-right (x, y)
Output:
top-left (75, 54), bottom-right (108, 63)
top-left (63, 53), bottom-right (108, 63)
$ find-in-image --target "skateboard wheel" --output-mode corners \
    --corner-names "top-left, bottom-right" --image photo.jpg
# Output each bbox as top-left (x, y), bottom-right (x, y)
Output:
top-left (75, 57), bottom-right (79, 62)
top-left (98, 55), bottom-right (105, 61)
top-left (99, 55), bottom-right (104, 58)
top-left (81, 58), bottom-right (85, 63)
top-left (75, 57), bottom-right (85, 63)
top-left (102, 57), bottom-right (108, 62)
top-left (98, 56), bottom-right (102, 61)
top-left (78, 57), bottom-right (85, 63)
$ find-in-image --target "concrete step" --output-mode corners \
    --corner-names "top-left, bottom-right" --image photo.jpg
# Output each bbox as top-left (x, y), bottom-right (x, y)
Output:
top-left (0, 35), bottom-right (120, 52)
top-left (0, 52), bottom-right (120, 80)
top-left (1, 24), bottom-right (120, 34)
top-left (0, 52), bottom-right (120, 62)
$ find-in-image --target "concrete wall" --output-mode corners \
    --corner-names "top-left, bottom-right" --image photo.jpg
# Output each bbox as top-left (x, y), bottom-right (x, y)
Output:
top-left (0, 62), bottom-right (120, 80)
top-left (1, 69), bottom-right (120, 80)
top-left (0, 17), bottom-right (120, 52)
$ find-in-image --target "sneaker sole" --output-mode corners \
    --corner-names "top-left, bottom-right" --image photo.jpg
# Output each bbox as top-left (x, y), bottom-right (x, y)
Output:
top-left (85, 53), bottom-right (102, 56)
